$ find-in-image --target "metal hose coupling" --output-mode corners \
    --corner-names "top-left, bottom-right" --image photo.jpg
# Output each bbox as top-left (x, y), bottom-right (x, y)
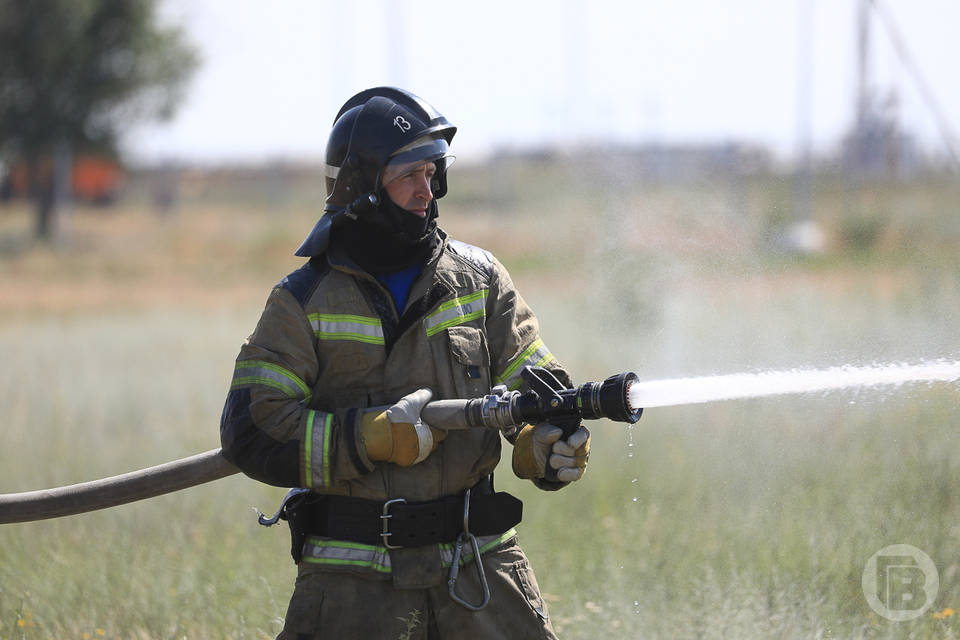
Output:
top-left (476, 384), bottom-right (522, 436)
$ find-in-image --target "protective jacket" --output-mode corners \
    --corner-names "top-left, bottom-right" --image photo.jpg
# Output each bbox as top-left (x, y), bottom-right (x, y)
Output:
top-left (220, 229), bottom-right (570, 585)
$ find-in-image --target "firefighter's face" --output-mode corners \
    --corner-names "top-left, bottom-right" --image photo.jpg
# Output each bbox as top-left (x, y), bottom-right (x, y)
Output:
top-left (383, 161), bottom-right (436, 217)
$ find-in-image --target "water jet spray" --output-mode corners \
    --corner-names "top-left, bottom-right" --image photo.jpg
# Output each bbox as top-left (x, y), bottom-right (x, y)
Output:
top-left (5, 361), bottom-right (959, 524)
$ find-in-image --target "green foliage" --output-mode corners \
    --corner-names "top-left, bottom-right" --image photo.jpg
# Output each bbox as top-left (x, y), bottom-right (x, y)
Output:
top-left (0, 0), bottom-right (198, 156)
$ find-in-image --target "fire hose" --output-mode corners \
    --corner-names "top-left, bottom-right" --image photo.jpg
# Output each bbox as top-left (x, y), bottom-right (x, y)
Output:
top-left (0, 367), bottom-right (642, 525)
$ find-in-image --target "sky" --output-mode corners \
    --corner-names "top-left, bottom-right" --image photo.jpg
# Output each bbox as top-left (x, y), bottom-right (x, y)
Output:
top-left (128, 0), bottom-right (960, 166)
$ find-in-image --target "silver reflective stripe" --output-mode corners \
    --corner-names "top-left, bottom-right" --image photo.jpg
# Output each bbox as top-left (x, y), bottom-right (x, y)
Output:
top-left (440, 529), bottom-right (517, 567)
top-left (304, 410), bottom-right (334, 489)
top-left (309, 313), bottom-right (385, 345)
top-left (302, 537), bottom-right (392, 573)
top-left (324, 163), bottom-right (340, 180)
top-left (424, 290), bottom-right (488, 337)
top-left (301, 529), bottom-right (517, 573)
top-left (494, 337), bottom-right (557, 390)
top-left (231, 360), bottom-right (311, 403)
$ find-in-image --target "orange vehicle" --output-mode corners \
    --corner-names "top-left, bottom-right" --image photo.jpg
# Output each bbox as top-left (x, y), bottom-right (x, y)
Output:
top-left (2, 154), bottom-right (123, 204)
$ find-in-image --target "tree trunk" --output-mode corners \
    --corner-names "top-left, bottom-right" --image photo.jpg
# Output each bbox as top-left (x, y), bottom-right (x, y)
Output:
top-left (32, 140), bottom-right (72, 243)
top-left (35, 176), bottom-right (55, 241)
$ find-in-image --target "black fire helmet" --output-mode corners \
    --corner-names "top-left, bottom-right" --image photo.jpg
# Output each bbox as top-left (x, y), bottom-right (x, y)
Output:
top-left (296, 87), bottom-right (456, 257)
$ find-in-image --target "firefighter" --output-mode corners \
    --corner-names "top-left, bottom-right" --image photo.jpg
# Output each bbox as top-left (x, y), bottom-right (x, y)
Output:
top-left (220, 87), bottom-right (590, 639)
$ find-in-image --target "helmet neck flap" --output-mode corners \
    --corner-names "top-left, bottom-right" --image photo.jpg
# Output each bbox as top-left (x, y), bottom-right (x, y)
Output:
top-left (331, 195), bottom-right (440, 275)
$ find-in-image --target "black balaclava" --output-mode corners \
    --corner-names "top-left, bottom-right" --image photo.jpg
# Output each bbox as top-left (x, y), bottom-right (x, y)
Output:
top-left (331, 194), bottom-right (440, 275)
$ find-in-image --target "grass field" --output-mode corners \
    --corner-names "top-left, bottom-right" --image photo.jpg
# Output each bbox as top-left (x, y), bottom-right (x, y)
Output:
top-left (1, 165), bottom-right (959, 638)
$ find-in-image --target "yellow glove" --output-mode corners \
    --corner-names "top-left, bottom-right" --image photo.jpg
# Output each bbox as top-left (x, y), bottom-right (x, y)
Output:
top-left (512, 423), bottom-right (590, 482)
top-left (359, 388), bottom-right (447, 466)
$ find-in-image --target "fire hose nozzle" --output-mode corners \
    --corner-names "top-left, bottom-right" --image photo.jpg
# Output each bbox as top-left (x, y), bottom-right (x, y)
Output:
top-left (576, 371), bottom-right (643, 424)
top-left (421, 367), bottom-right (643, 433)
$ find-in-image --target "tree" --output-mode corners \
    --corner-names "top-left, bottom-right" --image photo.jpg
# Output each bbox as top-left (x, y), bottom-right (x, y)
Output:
top-left (0, 0), bottom-right (198, 240)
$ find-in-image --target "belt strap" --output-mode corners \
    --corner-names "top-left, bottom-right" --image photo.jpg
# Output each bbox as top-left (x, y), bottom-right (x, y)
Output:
top-left (288, 480), bottom-right (523, 548)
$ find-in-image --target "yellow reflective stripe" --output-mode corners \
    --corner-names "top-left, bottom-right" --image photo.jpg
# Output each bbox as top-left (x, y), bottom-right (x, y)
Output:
top-left (497, 339), bottom-right (543, 385)
top-left (304, 411), bottom-right (334, 489)
top-left (431, 290), bottom-right (487, 315)
top-left (321, 412), bottom-right (333, 488)
top-left (300, 529), bottom-right (516, 573)
top-left (303, 411), bottom-right (316, 488)
top-left (232, 360), bottom-right (311, 403)
top-left (309, 313), bottom-right (385, 345)
top-left (312, 312), bottom-right (381, 325)
top-left (304, 556), bottom-right (392, 572)
top-left (440, 528), bottom-right (518, 567)
top-left (533, 353), bottom-right (555, 368)
top-left (424, 290), bottom-right (488, 337)
top-left (302, 537), bottom-right (392, 573)
top-left (495, 338), bottom-right (556, 390)
top-left (308, 538), bottom-right (381, 552)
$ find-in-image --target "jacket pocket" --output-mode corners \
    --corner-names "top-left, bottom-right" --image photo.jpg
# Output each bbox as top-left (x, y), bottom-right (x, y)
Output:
top-left (446, 325), bottom-right (491, 398)
top-left (511, 558), bottom-right (551, 627)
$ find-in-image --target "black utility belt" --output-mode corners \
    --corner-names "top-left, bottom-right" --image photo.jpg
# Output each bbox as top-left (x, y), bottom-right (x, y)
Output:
top-left (287, 484), bottom-right (523, 549)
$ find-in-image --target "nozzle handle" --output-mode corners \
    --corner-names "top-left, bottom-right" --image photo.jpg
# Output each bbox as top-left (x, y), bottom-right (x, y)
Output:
top-left (520, 366), bottom-right (581, 436)
top-left (519, 367), bottom-right (581, 484)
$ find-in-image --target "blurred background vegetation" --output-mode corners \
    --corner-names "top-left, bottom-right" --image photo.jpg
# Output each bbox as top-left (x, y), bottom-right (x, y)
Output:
top-left (1, 1), bottom-right (959, 638)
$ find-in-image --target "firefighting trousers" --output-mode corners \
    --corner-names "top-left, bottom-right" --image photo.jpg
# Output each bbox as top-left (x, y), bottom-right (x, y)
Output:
top-left (276, 537), bottom-right (559, 640)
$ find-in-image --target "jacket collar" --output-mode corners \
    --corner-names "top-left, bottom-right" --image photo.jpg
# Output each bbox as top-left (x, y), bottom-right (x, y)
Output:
top-left (325, 228), bottom-right (449, 280)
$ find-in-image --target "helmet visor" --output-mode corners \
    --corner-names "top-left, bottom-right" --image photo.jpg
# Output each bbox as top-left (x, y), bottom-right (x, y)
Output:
top-left (382, 136), bottom-right (455, 187)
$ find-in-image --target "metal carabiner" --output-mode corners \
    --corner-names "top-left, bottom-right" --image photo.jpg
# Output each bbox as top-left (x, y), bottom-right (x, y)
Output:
top-left (447, 488), bottom-right (491, 611)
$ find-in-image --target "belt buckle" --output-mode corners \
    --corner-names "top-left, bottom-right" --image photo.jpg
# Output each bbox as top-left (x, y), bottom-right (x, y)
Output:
top-left (380, 498), bottom-right (407, 549)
